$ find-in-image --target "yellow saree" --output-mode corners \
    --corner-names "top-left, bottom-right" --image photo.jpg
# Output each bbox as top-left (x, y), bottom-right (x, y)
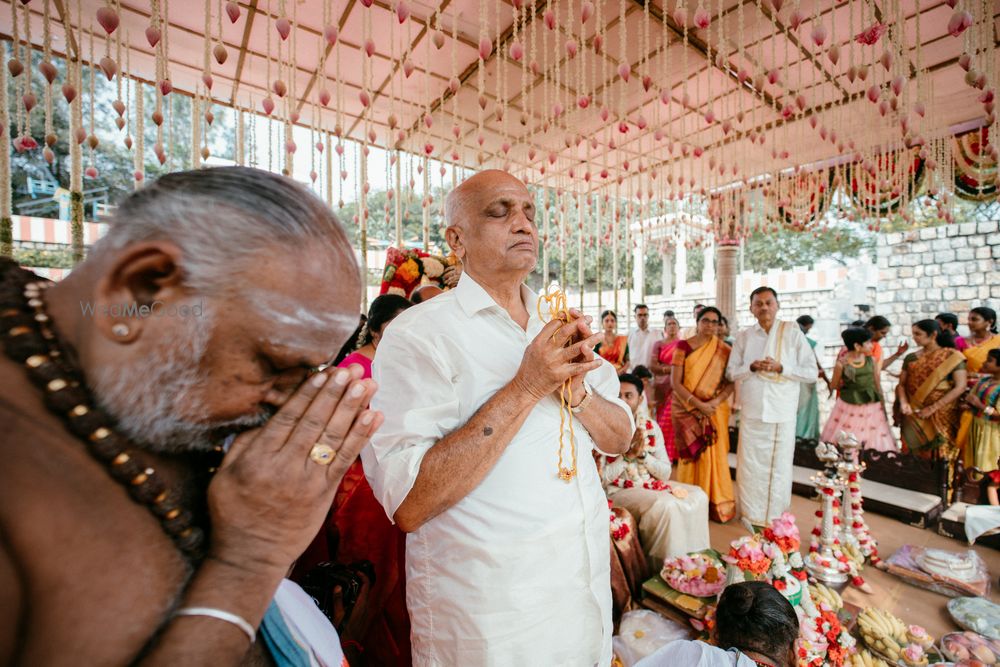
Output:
top-left (959, 334), bottom-right (1000, 463)
top-left (672, 336), bottom-right (735, 523)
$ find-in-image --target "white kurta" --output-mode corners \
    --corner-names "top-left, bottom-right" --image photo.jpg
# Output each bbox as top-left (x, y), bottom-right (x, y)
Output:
top-left (627, 327), bottom-right (659, 373)
top-left (364, 274), bottom-right (634, 667)
top-left (603, 421), bottom-right (710, 566)
top-left (727, 320), bottom-right (817, 525)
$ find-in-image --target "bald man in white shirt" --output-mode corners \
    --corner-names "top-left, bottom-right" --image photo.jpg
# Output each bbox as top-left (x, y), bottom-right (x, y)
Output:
top-left (363, 170), bottom-right (634, 666)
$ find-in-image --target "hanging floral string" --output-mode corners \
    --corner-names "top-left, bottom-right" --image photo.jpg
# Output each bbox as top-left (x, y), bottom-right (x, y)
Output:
top-left (70, 0), bottom-right (84, 263)
top-left (16, 0), bottom-right (37, 153)
top-left (0, 39), bottom-right (12, 258)
top-left (86, 27), bottom-right (98, 180)
top-left (134, 78), bottom-right (145, 187)
top-left (42, 0), bottom-right (56, 164)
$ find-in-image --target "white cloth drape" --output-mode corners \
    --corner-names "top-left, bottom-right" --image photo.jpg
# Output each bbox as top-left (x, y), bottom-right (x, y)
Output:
top-left (735, 418), bottom-right (796, 525)
top-left (636, 640), bottom-right (758, 667)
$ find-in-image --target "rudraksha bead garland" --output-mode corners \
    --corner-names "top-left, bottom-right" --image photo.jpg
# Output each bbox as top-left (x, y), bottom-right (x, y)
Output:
top-left (0, 259), bottom-right (221, 560)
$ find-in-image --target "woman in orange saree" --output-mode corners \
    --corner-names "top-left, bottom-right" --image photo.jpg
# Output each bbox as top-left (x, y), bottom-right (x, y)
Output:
top-left (896, 320), bottom-right (968, 472)
top-left (595, 309), bottom-right (630, 373)
top-left (958, 307), bottom-right (1000, 463)
top-left (670, 307), bottom-right (736, 522)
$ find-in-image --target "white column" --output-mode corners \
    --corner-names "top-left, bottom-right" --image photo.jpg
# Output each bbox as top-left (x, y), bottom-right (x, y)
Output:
top-left (633, 229), bottom-right (645, 298)
top-left (675, 236), bottom-right (688, 294)
top-left (662, 250), bottom-right (673, 296)
top-left (703, 237), bottom-right (715, 287)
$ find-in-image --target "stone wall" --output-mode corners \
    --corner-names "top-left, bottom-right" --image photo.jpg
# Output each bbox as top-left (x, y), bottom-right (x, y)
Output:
top-left (876, 220), bottom-right (1000, 340)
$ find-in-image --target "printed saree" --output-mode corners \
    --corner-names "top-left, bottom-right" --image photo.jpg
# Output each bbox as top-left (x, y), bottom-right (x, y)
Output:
top-left (655, 339), bottom-right (681, 461)
top-left (959, 335), bottom-right (1000, 463)
top-left (970, 377), bottom-right (1000, 473)
top-left (899, 348), bottom-right (966, 457)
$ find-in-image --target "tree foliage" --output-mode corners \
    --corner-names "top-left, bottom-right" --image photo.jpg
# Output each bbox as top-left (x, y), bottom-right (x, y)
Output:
top-left (741, 222), bottom-right (874, 272)
top-left (9, 47), bottom-right (234, 215)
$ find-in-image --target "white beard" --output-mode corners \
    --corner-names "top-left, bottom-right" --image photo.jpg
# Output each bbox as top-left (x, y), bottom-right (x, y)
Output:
top-left (89, 313), bottom-right (266, 454)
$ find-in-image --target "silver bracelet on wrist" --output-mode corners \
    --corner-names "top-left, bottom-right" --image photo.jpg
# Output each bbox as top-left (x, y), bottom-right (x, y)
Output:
top-left (174, 606), bottom-right (257, 644)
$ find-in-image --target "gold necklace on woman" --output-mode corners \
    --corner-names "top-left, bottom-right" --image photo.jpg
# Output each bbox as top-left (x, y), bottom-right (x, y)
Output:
top-left (847, 355), bottom-right (866, 369)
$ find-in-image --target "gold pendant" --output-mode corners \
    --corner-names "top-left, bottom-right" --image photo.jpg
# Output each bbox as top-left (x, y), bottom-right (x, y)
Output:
top-left (558, 466), bottom-right (577, 482)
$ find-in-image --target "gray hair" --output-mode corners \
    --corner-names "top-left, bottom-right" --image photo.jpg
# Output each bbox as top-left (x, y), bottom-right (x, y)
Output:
top-left (93, 167), bottom-right (355, 293)
top-left (444, 181), bottom-right (474, 229)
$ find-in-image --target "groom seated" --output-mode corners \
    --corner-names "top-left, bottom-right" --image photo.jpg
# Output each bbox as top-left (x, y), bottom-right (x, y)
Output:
top-left (602, 374), bottom-right (711, 573)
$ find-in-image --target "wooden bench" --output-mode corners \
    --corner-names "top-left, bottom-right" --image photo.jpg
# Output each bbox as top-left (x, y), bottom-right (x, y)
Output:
top-left (936, 464), bottom-right (1000, 549)
top-left (727, 434), bottom-right (946, 528)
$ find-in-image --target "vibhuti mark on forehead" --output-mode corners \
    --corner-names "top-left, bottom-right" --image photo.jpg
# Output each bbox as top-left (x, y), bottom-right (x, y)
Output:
top-left (250, 290), bottom-right (359, 351)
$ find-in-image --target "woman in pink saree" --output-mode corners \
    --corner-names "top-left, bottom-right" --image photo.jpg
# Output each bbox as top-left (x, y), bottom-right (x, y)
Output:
top-left (650, 312), bottom-right (682, 463)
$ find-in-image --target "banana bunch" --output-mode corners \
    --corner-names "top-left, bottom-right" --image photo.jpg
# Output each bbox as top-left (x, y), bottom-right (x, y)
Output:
top-left (843, 540), bottom-right (865, 566)
top-left (846, 649), bottom-right (890, 667)
top-left (856, 608), bottom-right (908, 662)
top-left (809, 583), bottom-right (843, 612)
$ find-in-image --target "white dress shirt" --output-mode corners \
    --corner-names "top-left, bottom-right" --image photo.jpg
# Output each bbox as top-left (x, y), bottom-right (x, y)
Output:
top-left (627, 326), bottom-right (659, 372)
top-left (363, 273), bottom-right (634, 666)
top-left (726, 320), bottom-right (817, 423)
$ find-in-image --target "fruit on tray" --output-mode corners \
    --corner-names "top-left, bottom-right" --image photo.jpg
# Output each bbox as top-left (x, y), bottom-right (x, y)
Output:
top-left (844, 649), bottom-right (890, 667)
top-left (660, 552), bottom-right (726, 598)
top-left (899, 643), bottom-right (929, 666)
top-left (809, 582), bottom-right (843, 612)
top-left (906, 625), bottom-right (934, 650)
top-left (856, 607), bottom-right (911, 663)
top-left (941, 631), bottom-right (1000, 664)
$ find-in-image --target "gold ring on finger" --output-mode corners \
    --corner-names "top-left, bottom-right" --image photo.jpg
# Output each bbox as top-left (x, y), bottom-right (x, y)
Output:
top-left (309, 443), bottom-right (336, 466)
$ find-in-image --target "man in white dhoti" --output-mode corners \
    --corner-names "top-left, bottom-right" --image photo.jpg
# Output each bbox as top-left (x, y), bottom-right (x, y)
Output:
top-left (363, 170), bottom-right (634, 666)
top-left (727, 287), bottom-right (817, 527)
top-left (603, 374), bottom-right (710, 570)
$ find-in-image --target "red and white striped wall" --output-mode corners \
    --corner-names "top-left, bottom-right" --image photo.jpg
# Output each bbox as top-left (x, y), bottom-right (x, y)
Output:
top-left (12, 214), bottom-right (109, 245)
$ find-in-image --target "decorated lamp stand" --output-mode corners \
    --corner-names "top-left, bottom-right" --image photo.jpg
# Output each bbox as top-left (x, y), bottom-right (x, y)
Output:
top-left (835, 432), bottom-right (880, 566)
top-left (806, 442), bottom-right (851, 586)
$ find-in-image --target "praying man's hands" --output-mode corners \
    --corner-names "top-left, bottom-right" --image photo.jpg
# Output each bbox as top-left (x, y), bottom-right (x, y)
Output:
top-left (207, 365), bottom-right (383, 578)
top-left (514, 315), bottom-right (602, 404)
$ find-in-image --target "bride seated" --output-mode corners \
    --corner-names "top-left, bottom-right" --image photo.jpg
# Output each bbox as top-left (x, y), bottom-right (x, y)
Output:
top-left (602, 374), bottom-right (711, 573)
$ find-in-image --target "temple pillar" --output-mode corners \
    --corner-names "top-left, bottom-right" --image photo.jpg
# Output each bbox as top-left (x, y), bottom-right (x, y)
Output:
top-left (716, 241), bottom-right (740, 331)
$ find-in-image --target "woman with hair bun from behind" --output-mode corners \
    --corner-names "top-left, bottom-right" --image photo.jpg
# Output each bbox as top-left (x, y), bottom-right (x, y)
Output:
top-left (636, 581), bottom-right (799, 666)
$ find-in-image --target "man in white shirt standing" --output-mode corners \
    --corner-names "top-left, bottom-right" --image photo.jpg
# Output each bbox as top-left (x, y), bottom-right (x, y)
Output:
top-left (363, 169), bottom-right (634, 666)
top-left (726, 287), bottom-right (817, 528)
top-left (627, 303), bottom-right (658, 373)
